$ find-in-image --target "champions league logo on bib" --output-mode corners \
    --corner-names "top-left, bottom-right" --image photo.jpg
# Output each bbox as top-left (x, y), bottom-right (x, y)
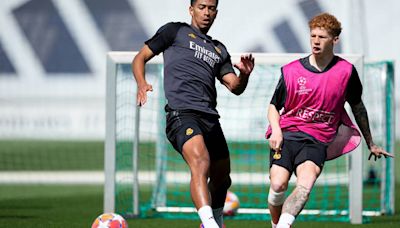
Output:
top-left (297, 76), bottom-right (306, 86)
top-left (295, 76), bottom-right (312, 95)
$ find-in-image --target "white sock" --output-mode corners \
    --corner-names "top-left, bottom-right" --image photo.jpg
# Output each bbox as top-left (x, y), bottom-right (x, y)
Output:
top-left (212, 207), bottom-right (224, 227)
top-left (271, 221), bottom-right (277, 228)
top-left (276, 213), bottom-right (295, 228)
top-left (198, 206), bottom-right (219, 228)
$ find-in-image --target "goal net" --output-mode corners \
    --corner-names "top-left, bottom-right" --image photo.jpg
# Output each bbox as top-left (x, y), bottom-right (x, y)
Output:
top-left (104, 52), bottom-right (395, 223)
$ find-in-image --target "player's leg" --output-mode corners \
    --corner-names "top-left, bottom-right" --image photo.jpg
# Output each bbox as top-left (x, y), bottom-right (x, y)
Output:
top-left (276, 161), bottom-right (321, 228)
top-left (182, 135), bottom-right (212, 208)
top-left (276, 142), bottom-right (326, 228)
top-left (165, 111), bottom-right (219, 228)
top-left (205, 119), bottom-right (231, 228)
top-left (208, 158), bottom-right (230, 227)
top-left (182, 135), bottom-right (220, 228)
top-left (268, 139), bottom-right (294, 228)
top-left (268, 164), bottom-right (290, 227)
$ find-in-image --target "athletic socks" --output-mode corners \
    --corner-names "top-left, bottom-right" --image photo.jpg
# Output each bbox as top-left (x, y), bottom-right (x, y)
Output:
top-left (212, 207), bottom-right (224, 227)
top-left (271, 221), bottom-right (277, 228)
top-left (198, 205), bottom-right (219, 228)
top-left (276, 213), bottom-right (295, 228)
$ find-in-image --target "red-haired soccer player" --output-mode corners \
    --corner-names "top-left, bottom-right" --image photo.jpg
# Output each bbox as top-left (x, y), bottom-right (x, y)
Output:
top-left (265, 13), bottom-right (394, 228)
top-left (132, 1), bottom-right (254, 227)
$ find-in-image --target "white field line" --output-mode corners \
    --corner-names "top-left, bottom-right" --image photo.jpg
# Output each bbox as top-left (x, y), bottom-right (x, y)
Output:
top-left (156, 206), bottom-right (381, 216)
top-left (0, 171), bottom-right (347, 185)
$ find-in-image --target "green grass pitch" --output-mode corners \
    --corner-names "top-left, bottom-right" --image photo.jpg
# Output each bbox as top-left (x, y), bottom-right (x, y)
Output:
top-left (0, 184), bottom-right (399, 228)
top-left (0, 140), bottom-right (398, 227)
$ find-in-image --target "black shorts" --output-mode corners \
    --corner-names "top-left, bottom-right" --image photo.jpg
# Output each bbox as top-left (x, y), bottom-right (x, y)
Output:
top-left (269, 139), bottom-right (327, 174)
top-left (165, 109), bottom-right (229, 161)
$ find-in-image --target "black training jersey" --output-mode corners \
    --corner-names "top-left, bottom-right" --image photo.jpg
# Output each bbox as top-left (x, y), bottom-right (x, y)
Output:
top-left (270, 55), bottom-right (363, 110)
top-left (145, 22), bottom-right (235, 116)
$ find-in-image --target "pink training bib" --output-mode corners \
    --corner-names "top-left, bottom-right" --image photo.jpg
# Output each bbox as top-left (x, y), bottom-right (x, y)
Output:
top-left (266, 58), bottom-right (361, 160)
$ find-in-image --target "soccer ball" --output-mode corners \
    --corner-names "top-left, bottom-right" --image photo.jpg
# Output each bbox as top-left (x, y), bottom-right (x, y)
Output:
top-left (91, 213), bottom-right (128, 228)
top-left (223, 191), bottom-right (240, 216)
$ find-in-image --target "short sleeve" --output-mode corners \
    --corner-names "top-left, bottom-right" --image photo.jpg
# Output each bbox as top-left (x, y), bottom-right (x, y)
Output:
top-left (219, 53), bottom-right (235, 79)
top-left (145, 22), bottom-right (181, 55)
top-left (213, 42), bottom-right (234, 80)
top-left (345, 66), bottom-right (363, 105)
top-left (270, 71), bottom-right (286, 111)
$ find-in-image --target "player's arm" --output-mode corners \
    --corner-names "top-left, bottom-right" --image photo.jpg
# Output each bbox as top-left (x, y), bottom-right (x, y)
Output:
top-left (132, 45), bottom-right (155, 106)
top-left (268, 104), bottom-right (283, 151)
top-left (350, 101), bottom-right (394, 160)
top-left (221, 54), bottom-right (254, 95)
top-left (347, 66), bottom-right (394, 160)
top-left (132, 22), bottom-right (178, 106)
top-left (268, 75), bottom-right (285, 151)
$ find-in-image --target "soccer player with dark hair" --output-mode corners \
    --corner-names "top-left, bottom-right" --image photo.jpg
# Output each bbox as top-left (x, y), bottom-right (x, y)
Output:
top-left (132, 0), bottom-right (254, 227)
top-left (265, 13), bottom-right (393, 228)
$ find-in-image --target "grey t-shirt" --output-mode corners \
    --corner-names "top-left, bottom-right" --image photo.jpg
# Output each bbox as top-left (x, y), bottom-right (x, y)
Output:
top-left (145, 22), bottom-right (235, 116)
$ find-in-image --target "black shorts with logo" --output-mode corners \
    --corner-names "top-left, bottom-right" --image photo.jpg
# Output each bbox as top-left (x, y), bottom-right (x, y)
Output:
top-left (269, 139), bottom-right (327, 174)
top-left (165, 109), bottom-right (229, 161)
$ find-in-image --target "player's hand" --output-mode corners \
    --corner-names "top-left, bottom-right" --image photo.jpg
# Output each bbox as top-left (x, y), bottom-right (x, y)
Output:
top-left (269, 130), bottom-right (283, 152)
top-left (136, 83), bottom-right (153, 106)
top-left (234, 54), bottom-right (254, 76)
top-left (368, 144), bottom-right (394, 161)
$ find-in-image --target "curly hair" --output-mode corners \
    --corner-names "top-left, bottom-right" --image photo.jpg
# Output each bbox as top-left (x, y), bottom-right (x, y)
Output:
top-left (191, 0), bottom-right (219, 7)
top-left (309, 13), bottom-right (342, 37)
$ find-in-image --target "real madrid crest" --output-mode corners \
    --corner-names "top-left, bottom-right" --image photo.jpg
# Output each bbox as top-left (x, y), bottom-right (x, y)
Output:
top-left (214, 46), bottom-right (221, 54)
top-left (186, 128), bottom-right (194, 136)
top-left (273, 151), bottom-right (281, 160)
top-left (188, 33), bottom-right (196, 39)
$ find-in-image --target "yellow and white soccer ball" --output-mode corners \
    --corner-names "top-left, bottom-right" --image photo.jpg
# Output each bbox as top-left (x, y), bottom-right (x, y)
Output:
top-left (91, 213), bottom-right (128, 228)
top-left (223, 191), bottom-right (240, 216)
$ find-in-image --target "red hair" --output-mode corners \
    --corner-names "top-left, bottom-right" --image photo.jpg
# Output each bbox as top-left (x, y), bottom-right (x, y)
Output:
top-left (309, 13), bottom-right (342, 37)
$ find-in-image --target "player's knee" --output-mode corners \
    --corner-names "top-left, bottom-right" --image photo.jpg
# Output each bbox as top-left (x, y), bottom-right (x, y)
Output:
top-left (269, 180), bottom-right (288, 193)
top-left (188, 157), bottom-right (210, 177)
top-left (222, 175), bottom-right (232, 190)
top-left (210, 174), bottom-right (231, 191)
top-left (268, 188), bottom-right (286, 206)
